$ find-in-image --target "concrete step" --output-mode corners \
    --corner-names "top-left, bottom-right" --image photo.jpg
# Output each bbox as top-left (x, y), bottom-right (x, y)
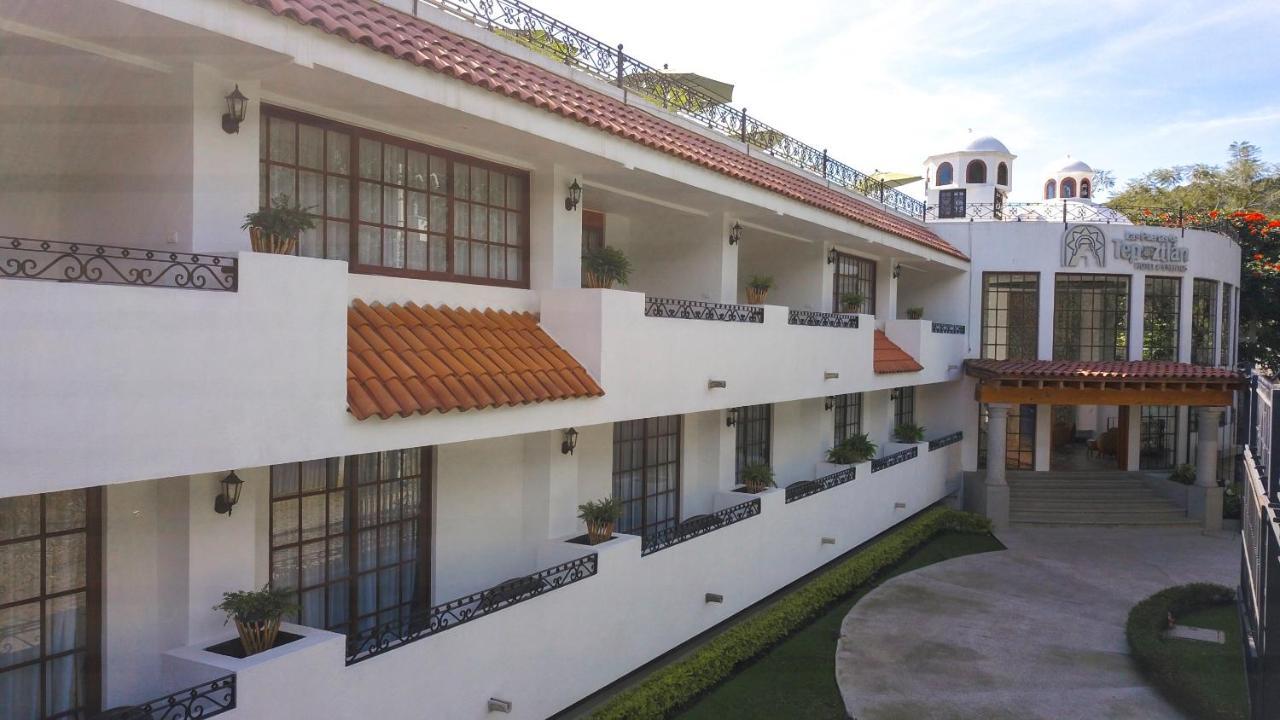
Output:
top-left (1010, 517), bottom-right (1201, 527)
top-left (1011, 508), bottom-right (1187, 519)
top-left (1011, 501), bottom-right (1184, 512)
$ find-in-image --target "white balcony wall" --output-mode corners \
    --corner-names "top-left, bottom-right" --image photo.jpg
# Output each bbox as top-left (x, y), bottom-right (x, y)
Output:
top-left (735, 229), bottom-right (826, 310)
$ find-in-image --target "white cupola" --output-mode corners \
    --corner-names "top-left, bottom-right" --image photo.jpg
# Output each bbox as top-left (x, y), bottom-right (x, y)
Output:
top-left (923, 134), bottom-right (1016, 219)
top-left (1043, 156), bottom-right (1096, 203)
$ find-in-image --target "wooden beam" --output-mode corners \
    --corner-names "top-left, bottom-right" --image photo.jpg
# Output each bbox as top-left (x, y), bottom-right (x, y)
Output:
top-left (976, 385), bottom-right (1235, 406)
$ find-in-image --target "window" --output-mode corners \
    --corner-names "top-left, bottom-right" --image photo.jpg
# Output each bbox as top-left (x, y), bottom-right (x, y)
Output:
top-left (982, 272), bottom-right (1039, 360)
top-left (937, 189), bottom-right (967, 219)
top-left (832, 251), bottom-right (876, 315)
top-left (1080, 179), bottom-right (1091, 198)
top-left (935, 162), bottom-right (953, 186)
top-left (978, 404), bottom-right (1036, 470)
top-left (1143, 276), bottom-right (1181, 361)
top-left (613, 416), bottom-right (682, 539)
top-left (1044, 180), bottom-right (1057, 200)
top-left (1140, 405), bottom-right (1178, 470)
top-left (965, 160), bottom-right (987, 184)
top-left (260, 107), bottom-right (529, 287)
top-left (270, 448), bottom-right (432, 637)
top-left (1060, 178), bottom-right (1076, 198)
top-left (1221, 283), bottom-right (1234, 366)
top-left (1053, 274), bottom-right (1130, 361)
top-left (1, 489), bottom-right (101, 719)
top-left (893, 387), bottom-right (915, 428)
top-left (833, 393), bottom-right (863, 442)
top-left (1191, 278), bottom-right (1218, 365)
top-left (581, 210), bottom-right (605, 288)
top-left (996, 162), bottom-right (1009, 186)
top-left (735, 405), bottom-right (772, 483)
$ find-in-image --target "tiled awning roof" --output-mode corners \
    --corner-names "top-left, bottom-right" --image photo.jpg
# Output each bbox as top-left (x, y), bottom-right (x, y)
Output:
top-left (964, 359), bottom-right (1243, 406)
top-left (964, 359), bottom-right (1243, 383)
top-left (245, 0), bottom-right (967, 261)
top-left (873, 331), bottom-right (922, 374)
top-left (347, 300), bottom-right (603, 420)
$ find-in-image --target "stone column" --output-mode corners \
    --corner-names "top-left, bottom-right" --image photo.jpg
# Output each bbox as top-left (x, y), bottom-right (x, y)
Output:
top-left (983, 403), bottom-right (1012, 527)
top-left (1190, 406), bottom-right (1225, 531)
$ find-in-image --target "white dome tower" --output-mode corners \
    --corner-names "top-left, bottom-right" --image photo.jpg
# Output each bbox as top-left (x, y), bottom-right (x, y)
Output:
top-left (923, 135), bottom-right (1016, 219)
top-left (1043, 157), bottom-right (1097, 203)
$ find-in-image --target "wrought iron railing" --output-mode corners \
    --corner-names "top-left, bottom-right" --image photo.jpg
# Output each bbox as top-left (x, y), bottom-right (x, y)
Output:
top-left (921, 202), bottom-right (1239, 238)
top-left (95, 675), bottom-right (236, 720)
top-left (644, 296), bottom-right (764, 323)
top-left (641, 499), bottom-right (760, 556)
top-left (871, 446), bottom-right (918, 473)
top-left (784, 466), bottom-right (856, 503)
top-left (930, 322), bottom-right (965, 335)
top-left (1, 236), bottom-right (238, 291)
top-left (409, 0), bottom-right (926, 219)
top-left (928, 431), bottom-right (963, 451)
top-left (346, 554), bottom-right (598, 664)
top-left (788, 309), bottom-right (859, 329)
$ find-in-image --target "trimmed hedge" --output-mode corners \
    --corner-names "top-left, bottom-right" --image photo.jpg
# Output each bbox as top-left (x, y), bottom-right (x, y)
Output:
top-left (1125, 583), bottom-right (1241, 720)
top-left (591, 507), bottom-right (993, 720)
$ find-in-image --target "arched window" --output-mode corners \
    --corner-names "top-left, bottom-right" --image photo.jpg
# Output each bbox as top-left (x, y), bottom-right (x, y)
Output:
top-left (1060, 177), bottom-right (1076, 198)
top-left (965, 159), bottom-right (987, 184)
top-left (935, 162), bottom-right (953, 186)
top-left (1044, 180), bottom-right (1056, 200)
top-left (996, 162), bottom-right (1009, 186)
top-left (1079, 179), bottom-right (1091, 198)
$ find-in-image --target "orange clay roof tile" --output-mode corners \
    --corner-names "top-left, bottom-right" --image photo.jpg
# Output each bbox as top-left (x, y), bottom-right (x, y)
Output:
top-left (873, 330), bottom-right (924, 374)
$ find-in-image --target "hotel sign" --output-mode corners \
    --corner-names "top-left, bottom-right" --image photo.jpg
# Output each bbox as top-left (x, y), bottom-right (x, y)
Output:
top-left (1062, 225), bottom-right (1189, 272)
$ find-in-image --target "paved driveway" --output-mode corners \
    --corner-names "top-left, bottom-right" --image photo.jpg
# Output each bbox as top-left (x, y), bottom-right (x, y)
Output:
top-left (836, 527), bottom-right (1238, 720)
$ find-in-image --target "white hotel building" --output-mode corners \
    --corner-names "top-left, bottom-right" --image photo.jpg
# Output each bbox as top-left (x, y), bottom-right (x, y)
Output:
top-left (0, 1), bottom-right (1244, 718)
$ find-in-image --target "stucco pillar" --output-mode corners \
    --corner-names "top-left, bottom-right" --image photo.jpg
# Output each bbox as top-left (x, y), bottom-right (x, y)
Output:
top-left (1190, 406), bottom-right (1224, 531)
top-left (1128, 278), bottom-right (1146, 362)
top-left (529, 164), bottom-right (583, 292)
top-left (983, 403), bottom-right (1012, 527)
top-left (1033, 404), bottom-right (1051, 472)
top-left (1124, 405), bottom-right (1142, 471)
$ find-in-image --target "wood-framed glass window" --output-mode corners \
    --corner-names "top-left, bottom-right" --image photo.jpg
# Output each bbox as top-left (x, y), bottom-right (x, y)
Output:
top-left (270, 448), bottom-right (432, 637)
top-left (260, 106), bottom-right (529, 287)
top-left (735, 404), bottom-right (773, 483)
top-left (1191, 278), bottom-right (1218, 366)
top-left (893, 387), bottom-right (916, 428)
top-left (1142, 276), bottom-right (1181, 361)
top-left (0, 489), bottom-right (101, 720)
top-left (981, 272), bottom-right (1038, 360)
top-left (1052, 273), bottom-right (1130, 361)
top-left (833, 393), bottom-right (863, 442)
top-left (1220, 282), bottom-right (1234, 367)
top-left (978, 404), bottom-right (1036, 470)
top-left (612, 416), bottom-right (682, 539)
top-left (832, 251), bottom-right (876, 315)
top-left (1140, 405), bottom-right (1178, 470)
top-left (937, 189), bottom-right (966, 219)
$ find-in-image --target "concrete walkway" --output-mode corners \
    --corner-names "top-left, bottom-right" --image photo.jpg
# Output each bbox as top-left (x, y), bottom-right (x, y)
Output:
top-left (836, 527), bottom-right (1238, 720)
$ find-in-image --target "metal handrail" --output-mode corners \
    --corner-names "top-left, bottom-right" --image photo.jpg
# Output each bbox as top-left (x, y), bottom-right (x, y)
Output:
top-left (641, 499), bottom-right (760, 555)
top-left (1, 236), bottom-right (238, 291)
top-left (93, 675), bottom-right (236, 720)
top-left (785, 466), bottom-right (856, 503)
top-left (870, 446), bottom-right (918, 473)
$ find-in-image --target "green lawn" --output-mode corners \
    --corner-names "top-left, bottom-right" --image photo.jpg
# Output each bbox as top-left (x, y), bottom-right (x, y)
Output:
top-left (674, 531), bottom-right (1005, 720)
top-left (1165, 604), bottom-right (1249, 720)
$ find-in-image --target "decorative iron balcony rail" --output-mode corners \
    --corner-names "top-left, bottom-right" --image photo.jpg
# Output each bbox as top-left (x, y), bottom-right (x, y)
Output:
top-left (784, 466), bottom-right (856, 503)
top-left (788, 309), bottom-right (859, 329)
top-left (641, 498), bottom-right (761, 556)
top-left (644, 296), bottom-right (764, 323)
top-left (921, 203), bottom-right (1238, 238)
top-left (95, 674), bottom-right (236, 720)
top-left (931, 322), bottom-right (965, 335)
top-left (346, 553), bottom-right (598, 664)
top-left (410, 0), bottom-right (926, 219)
top-left (928, 431), bottom-right (963, 451)
top-left (1, 236), bottom-right (238, 291)
top-left (870, 446), bottom-right (918, 473)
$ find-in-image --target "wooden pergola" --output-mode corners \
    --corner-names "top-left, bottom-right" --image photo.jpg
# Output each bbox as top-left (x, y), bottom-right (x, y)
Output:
top-left (965, 359), bottom-right (1244, 407)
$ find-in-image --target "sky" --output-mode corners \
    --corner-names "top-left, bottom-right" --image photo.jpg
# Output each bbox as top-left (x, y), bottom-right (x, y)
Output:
top-left (524, 0), bottom-right (1280, 201)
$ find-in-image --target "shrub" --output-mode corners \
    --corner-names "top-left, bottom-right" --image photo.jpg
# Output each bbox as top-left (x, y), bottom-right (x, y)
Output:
top-left (825, 433), bottom-right (877, 465)
top-left (583, 246), bottom-right (633, 287)
top-left (578, 497), bottom-right (623, 525)
top-left (242, 194), bottom-right (315, 240)
top-left (591, 508), bottom-right (992, 719)
top-left (1223, 484), bottom-right (1242, 519)
top-left (1170, 464), bottom-right (1196, 485)
top-left (213, 584), bottom-right (298, 625)
top-left (893, 423), bottom-right (926, 443)
top-left (906, 306), bottom-right (924, 319)
top-left (740, 463), bottom-right (775, 492)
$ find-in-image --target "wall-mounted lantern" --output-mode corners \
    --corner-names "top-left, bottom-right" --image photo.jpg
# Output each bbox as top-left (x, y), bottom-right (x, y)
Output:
top-left (214, 471), bottom-right (244, 516)
top-left (892, 263), bottom-right (902, 279)
top-left (728, 221), bottom-right (742, 246)
top-left (561, 427), bottom-right (579, 455)
top-left (824, 396), bottom-right (836, 411)
top-left (221, 85), bottom-right (249, 134)
top-left (725, 408), bottom-right (739, 427)
top-left (564, 179), bottom-right (582, 211)
top-left (827, 248), bottom-right (837, 265)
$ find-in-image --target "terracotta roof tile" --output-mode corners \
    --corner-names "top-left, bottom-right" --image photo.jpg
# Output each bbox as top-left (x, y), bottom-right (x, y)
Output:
top-left (244, 0), bottom-right (966, 260)
top-left (873, 330), bottom-right (923, 374)
top-left (965, 359), bottom-right (1244, 383)
top-left (347, 300), bottom-right (603, 419)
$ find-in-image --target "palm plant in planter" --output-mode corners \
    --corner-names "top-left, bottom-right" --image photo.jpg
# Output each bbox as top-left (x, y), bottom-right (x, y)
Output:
top-left (242, 194), bottom-right (315, 255)
top-left (839, 291), bottom-right (866, 313)
top-left (893, 423), bottom-right (926, 443)
top-left (582, 246), bottom-right (632, 289)
top-left (745, 275), bottom-right (774, 305)
top-left (826, 433), bottom-right (877, 464)
top-left (213, 584), bottom-right (298, 656)
top-left (577, 497), bottom-right (623, 545)
top-left (740, 462), bottom-right (776, 493)
top-left (906, 306), bottom-right (924, 319)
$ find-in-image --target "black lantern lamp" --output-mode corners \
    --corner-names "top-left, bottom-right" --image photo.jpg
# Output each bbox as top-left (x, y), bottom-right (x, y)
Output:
top-left (725, 408), bottom-right (739, 427)
top-left (728, 221), bottom-right (742, 245)
top-left (561, 427), bottom-right (579, 455)
top-left (892, 263), bottom-right (902, 279)
top-left (222, 85), bottom-right (249, 135)
top-left (565, 179), bottom-right (582, 211)
top-left (214, 471), bottom-right (244, 515)
top-left (824, 396), bottom-right (836, 411)
top-left (827, 248), bottom-right (838, 265)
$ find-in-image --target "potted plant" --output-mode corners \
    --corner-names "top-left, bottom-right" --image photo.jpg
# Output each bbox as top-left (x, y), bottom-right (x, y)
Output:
top-left (242, 194), bottom-right (315, 255)
top-left (839, 291), bottom-right (866, 314)
top-left (213, 584), bottom-right (298, 656)
top-left (906, 306), bottom-right (924, 319)
top-left (893, 423), bottom-right (926, 443)
top-left (745, 275), bottom-right (773, 305)
top-left (740, 462), bottom-right (776, 493)
top-left (582, 245), bottom-right (632, 289)
top-left (826, 433), bottom-right (878, 465)
top-left (577, 497), bottom-right (622, 545)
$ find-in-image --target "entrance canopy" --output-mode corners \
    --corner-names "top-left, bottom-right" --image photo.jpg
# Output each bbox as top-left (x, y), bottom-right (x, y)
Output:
top-left (965, 359), bottom-right (1244, 406)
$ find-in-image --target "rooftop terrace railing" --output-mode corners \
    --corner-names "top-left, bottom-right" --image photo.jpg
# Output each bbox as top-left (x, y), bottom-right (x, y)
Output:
top-left (1, 236), bottom-right (238, 291)
top-left (922, 202), bottom-right (1240, 240)
top-left (410, 0), bottom-right (926, 220)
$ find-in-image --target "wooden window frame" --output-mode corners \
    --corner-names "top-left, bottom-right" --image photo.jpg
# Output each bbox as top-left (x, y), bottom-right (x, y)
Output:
top-left (935, 162), bottom-right (953, 186)
top-left (981, 272), bottom-right (1039, 360)
top-left (893, 387), bottom-right (916, 428)
top-left (1060, 177), bottom-right (1077, 198)
top-left (996, 161), bottom-right (1009, 186)
top-left (611, 416), bottom-right (682, 539)
top-left (735, 404), bottom-right (773, 484)
top-left (1052, 273), bottom-right (1131, 361)
top-left (831, 251), bottom-right (877, 315)
top-left (833, 393), bottom-right (863, 442)
top-left (965, 159), bottom-right (987, 184)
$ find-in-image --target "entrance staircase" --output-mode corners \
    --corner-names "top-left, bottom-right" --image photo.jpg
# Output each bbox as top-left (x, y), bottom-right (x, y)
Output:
top-left (1007, 471), bottom-right (1197, 527)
